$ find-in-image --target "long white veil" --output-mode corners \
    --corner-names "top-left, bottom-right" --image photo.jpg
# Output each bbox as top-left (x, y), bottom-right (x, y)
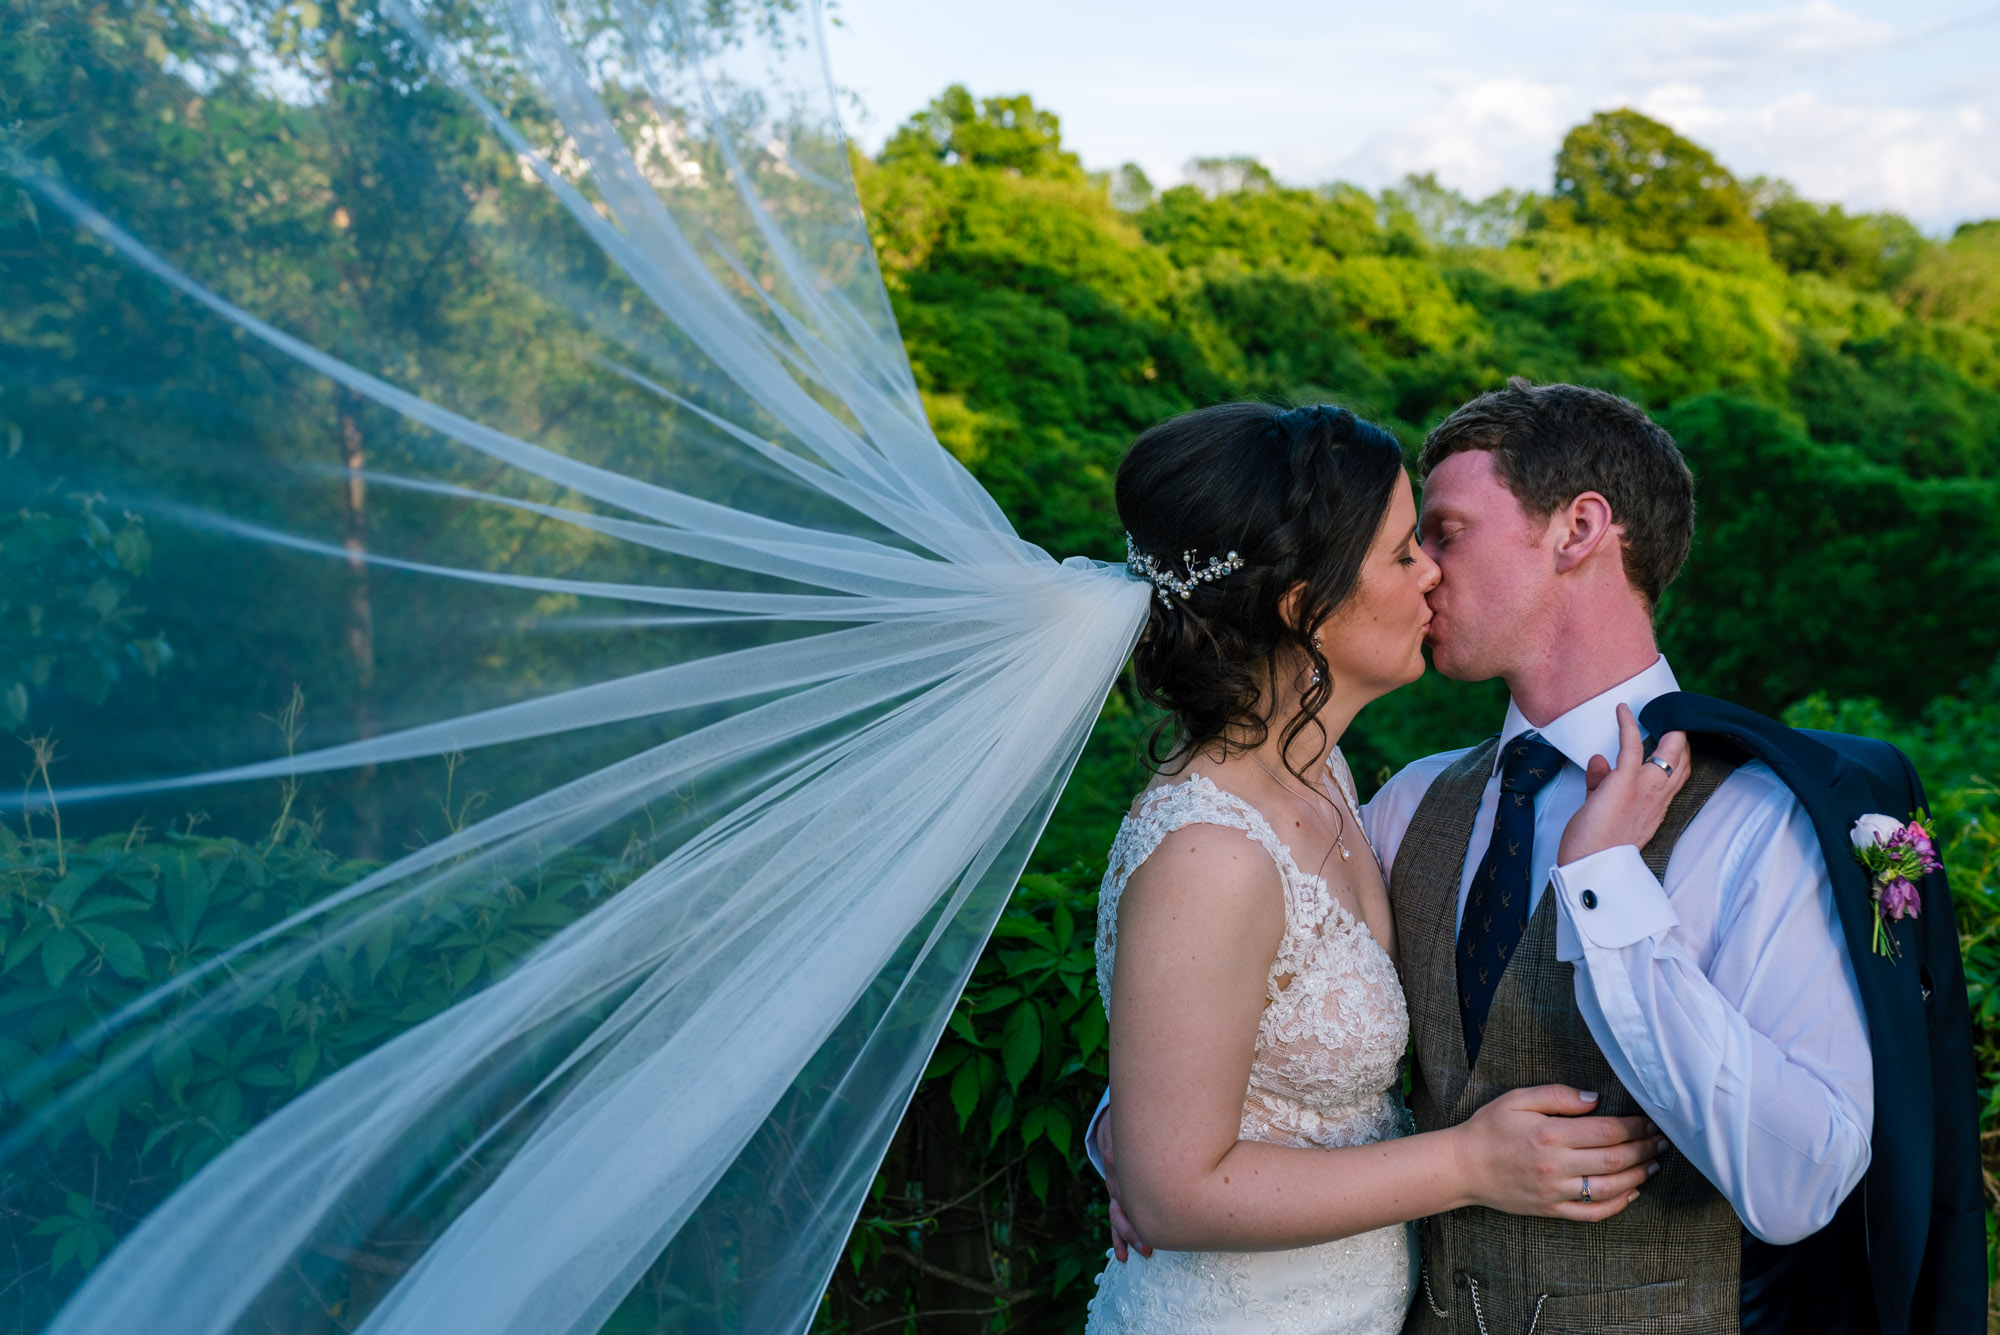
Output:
top-left (0, 0), bottom-right (1145, 1329)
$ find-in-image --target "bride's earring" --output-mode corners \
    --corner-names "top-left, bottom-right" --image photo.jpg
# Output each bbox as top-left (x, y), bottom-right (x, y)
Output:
top-left (1310, 632), bottom-right (1323, 687)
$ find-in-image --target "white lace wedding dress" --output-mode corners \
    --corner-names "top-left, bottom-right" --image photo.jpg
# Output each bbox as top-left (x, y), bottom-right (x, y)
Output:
top-left (1085, 752), bottom-right (1418, 1334)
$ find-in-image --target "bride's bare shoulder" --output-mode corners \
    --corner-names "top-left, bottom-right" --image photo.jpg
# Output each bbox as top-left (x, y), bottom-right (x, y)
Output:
top-left (1119, 812), bottom-right (1282, 921)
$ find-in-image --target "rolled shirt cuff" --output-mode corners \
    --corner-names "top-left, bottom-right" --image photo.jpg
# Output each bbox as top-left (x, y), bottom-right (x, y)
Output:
top-left (1550, 844), bottom-right (1680, 961)
top-left (1085, 1088), bottom-right (1110, 1179)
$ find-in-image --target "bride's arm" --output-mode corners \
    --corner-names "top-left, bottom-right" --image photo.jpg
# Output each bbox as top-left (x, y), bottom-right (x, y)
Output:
top-left (1109, 825), bottom-right (1662, 1253)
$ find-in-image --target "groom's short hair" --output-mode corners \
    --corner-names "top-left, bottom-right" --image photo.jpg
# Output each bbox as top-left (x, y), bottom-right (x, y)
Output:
top-left (1419, 378), bottom-right (1694, 606)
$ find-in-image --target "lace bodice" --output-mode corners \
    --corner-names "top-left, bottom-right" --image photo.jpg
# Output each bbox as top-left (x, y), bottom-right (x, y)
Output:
top-left (1094, 752), bottom-right (1410, 1151)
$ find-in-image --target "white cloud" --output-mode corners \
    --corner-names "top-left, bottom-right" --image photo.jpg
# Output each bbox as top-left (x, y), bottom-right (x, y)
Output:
top-left (1610, 1), bottom-right (1904, 83)
top-left (1346, 76), bottom-right (1570, 198)
top-left (1629, 83), bottom-right (2000, 224)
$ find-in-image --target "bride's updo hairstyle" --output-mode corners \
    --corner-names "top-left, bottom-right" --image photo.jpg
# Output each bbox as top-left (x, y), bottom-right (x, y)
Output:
top-left (1116, 402), bottom-right (1406, 781)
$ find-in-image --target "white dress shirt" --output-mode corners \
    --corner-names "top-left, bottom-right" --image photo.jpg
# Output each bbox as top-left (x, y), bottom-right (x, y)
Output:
top-left (1363, 656), bottom-right (1873, 1244)
top-left (1087, 656), bottom-right (1872, 1245)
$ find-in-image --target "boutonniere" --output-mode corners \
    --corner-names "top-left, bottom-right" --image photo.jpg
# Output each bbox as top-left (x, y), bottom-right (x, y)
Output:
top-left (1849, 812), bottom-right (1942, 959)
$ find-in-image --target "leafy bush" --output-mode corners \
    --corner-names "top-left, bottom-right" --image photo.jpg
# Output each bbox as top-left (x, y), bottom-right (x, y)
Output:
top-left (0, 493), bottom-right (171, 730)
top-left (820, 863), bottom-right (1112, 1332)
top-left (0, 775), bottom-right (646, 1333)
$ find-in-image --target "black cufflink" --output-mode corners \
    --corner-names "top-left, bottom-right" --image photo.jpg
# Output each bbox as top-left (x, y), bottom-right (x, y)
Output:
top-left (1580, 890), bottom-right (1598, 910)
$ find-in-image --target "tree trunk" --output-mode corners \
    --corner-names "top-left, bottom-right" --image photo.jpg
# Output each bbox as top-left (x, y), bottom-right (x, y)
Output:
top-left (339, 401), bottom-right (382, 859)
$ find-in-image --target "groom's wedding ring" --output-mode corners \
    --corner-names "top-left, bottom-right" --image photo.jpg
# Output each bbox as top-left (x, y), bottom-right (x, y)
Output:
top-left (1579, 1176), bottom-right (1592, 1204)
top-left (1646, 756), bottom-right (1674, 777)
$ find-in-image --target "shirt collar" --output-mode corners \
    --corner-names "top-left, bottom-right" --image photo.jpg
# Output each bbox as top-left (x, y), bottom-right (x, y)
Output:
top-left (1494, 655), bottom-right (1681, 775)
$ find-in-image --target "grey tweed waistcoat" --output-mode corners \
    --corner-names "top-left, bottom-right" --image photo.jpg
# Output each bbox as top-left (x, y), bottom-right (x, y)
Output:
top-left (1391, 739), bottom-right (1742, 1335)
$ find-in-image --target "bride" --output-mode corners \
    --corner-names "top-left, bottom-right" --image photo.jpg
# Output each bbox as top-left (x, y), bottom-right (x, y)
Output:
top-left (1087, 401), bottom-right (1670, 1332)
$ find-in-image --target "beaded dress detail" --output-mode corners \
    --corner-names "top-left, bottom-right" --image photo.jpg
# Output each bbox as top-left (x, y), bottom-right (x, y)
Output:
top-left (1085, 750), bottom-right (1418, 1334)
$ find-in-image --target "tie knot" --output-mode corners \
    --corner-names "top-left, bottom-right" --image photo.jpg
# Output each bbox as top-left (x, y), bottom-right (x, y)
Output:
top-left (1499, 733), bottom-right (1565, 796)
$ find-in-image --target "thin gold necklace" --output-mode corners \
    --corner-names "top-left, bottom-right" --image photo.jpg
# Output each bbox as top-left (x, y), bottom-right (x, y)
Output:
top-left (1249, 753), bottom-right (1352, 863)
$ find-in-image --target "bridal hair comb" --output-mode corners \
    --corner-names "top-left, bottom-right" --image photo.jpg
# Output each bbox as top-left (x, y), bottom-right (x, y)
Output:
top-left (1125, 532), bottom-right (1246, 608)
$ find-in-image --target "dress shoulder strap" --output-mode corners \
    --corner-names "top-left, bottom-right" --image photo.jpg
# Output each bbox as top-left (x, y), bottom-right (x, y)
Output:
top-left (1326, 744), bottom-right (1363, 814)
top-left (1106, 775), bottom-right (1302, 898)
top-left (1097, 775), bottom-right (1309, 1017)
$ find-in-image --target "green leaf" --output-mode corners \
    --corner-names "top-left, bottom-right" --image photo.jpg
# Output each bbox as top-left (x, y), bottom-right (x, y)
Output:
top-left (1000, 1001), bottom-right (1041, 1090)
top-left (322, 943), bottom-right (355, 995)
top-left (987, 1087), bottom-right (1014, 1146)
top-left (84, 1093), bottom-right (119, 1151)
top-left (364, 918), bottom-right (398, 980)
top-left (80, 923), bottom-right (146, 979)
top-left (41, 930), bottom-right (86, 987)
top-left (163, 852), bottom-right (210, 947)
top-left (82, 578), bottom-right (121, 619)
top-left (1020, 1104), bottom-right (1046, 1146)
top-left (969, 984), bottom-right (1021, 1015)
top-left (111, 522), bottom-right (150, 573)
top-left (6, 922), bottom-right (50, 974)
top-left (227, 1025), bottom-right (268, 1069)
top-left (153, 1036), bottom-right (193, 1102)
top-left (1025, 1148), bottom-right (1050, 1203)
top-left (1073, 1002), bottom-right (1107, 1063)
top-left (201, 1079), bottom-right (244, 1129)
top-left (72, 894), bottom-right (154, 922)
top-left (45, 871), bottom-right (97, 916)
top-left (948, 1057), bottom-right (981, 1130)
top-left (142, 1120), bottom-right (182, 1158)
top-left (49, 1226), bottom-right (79, 1275)
top-left (0, 1035), bottom-right (36, 1078)
top-left (923, 1045), bottom-right (968, 1081)
top-left (1044, 1103), bottom-right (1073, 1158)
top-left (113, 861), bottom-right (160, 899)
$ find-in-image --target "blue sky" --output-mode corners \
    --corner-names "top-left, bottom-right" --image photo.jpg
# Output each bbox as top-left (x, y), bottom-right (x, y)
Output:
top-left (822, 0), bottom-right (2000, 232)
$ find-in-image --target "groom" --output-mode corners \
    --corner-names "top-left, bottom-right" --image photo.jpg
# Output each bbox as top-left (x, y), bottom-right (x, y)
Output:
top-left (1093, 380), bottom-right (1982, 1332)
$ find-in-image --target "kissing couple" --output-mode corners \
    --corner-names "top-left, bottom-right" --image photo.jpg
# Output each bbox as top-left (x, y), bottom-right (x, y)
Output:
top-left (1078, 381), bottom-right (1982, 1334)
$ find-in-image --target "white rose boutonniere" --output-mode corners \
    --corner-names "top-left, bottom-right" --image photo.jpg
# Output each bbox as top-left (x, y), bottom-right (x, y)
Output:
top-left (1849, 812), bottom-right (1942, 959)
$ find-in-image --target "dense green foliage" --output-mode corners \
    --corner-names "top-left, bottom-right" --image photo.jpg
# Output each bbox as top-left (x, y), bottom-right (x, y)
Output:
top-left (7, 16), bottom-right (2000, 1330)
top-left (817, 87), bottom-right (2000, 1330)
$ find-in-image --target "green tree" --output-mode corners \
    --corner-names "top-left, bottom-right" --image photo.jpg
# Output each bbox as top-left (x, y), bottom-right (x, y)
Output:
top-left (1546, 108), bottom-right (1764, 253)
top-left (881, 84), bottom-right (1083, 179)
top-left (1659, 394), bottom-right (2000, 713)
top-left (1902, 220), bottom-right (2000, 333)
top-left (1756, 180), bottom-right (1925, 290)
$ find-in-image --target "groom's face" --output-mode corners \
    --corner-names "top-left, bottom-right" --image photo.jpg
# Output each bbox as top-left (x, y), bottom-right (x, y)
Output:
top-left (1417, 449), bottom-right (1556, 682)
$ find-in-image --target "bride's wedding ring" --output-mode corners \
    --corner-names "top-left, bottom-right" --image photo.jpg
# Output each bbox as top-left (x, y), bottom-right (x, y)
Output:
top-left (1580, 1176), bottom-right (1592, 1204)
top-left (1646, 756), bottom-right (1674, 777)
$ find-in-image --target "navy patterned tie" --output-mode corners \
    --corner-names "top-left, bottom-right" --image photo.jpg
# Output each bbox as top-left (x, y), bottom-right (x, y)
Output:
top-left (1457, 732), bottom-right (1566, 1066)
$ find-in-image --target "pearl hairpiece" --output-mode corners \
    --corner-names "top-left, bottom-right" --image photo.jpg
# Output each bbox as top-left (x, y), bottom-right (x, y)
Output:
top-left (1125, 532), bottom-right (1246, 608)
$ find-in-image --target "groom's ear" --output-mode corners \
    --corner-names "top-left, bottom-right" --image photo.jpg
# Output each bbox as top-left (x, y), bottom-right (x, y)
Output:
top-left (1550, 490), bottom-right (1625, 577)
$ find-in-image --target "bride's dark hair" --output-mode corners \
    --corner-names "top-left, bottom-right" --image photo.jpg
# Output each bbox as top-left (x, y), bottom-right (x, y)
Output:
top-left (1116, 401), bottom-right (1407, 782)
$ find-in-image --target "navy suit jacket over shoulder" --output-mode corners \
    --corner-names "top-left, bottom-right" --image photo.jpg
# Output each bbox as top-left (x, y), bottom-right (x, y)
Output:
top-left (1640, 692), bottom-right (1984, 1335)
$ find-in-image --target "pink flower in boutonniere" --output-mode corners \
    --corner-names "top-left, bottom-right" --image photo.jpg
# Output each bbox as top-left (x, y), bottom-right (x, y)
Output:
top-left (1850, 812), bottom-right (1943, 959)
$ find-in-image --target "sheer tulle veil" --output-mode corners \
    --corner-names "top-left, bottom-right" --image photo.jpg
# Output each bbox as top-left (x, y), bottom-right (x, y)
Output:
top-left (0, 0), bottom-right (1147, 1329)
